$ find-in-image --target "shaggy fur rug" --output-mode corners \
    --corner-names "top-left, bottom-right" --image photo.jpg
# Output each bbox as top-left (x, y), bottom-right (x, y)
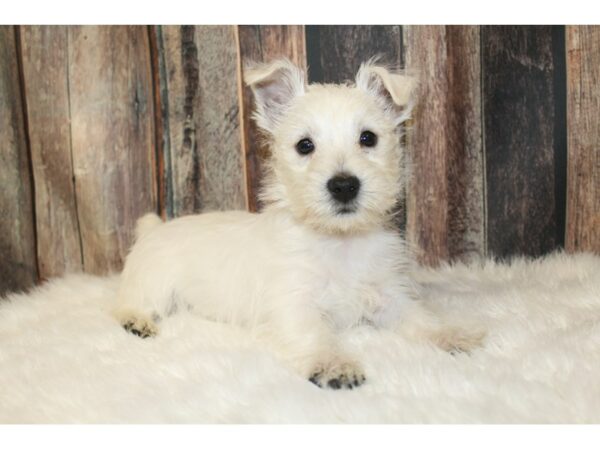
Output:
top-left (1, 252), bottom-right (599, 423)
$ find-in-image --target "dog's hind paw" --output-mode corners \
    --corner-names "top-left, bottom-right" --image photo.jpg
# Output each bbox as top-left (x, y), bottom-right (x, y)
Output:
top-left (308, 358), bottom-right (366, 390)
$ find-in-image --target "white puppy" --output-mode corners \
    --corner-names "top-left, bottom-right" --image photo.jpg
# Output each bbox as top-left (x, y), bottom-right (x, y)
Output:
top-left (114, 59), bottom-right (483, 389)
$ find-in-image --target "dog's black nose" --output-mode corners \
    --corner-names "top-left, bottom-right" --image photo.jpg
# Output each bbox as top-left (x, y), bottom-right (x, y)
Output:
top-left (327, 175), bottom-right (360, 203)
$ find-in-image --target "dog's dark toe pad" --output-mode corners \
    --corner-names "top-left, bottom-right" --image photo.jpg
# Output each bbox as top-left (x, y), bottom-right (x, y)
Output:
top-left (309, 375), bottom-right (321, 387)
top-left (122, 322), bottom-right (155, 339)
top-left (328, 378), bottom-right (342, 389)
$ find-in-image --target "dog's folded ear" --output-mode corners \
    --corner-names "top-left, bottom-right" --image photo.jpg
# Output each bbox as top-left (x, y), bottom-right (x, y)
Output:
top-left (355, 59), bottom-right (416, 125)
top-left (244, 59), bottom-right (306, 133)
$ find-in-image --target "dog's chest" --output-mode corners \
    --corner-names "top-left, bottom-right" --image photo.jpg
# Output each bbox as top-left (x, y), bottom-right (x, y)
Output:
top-left (306, 233), bottom-right (399, 328)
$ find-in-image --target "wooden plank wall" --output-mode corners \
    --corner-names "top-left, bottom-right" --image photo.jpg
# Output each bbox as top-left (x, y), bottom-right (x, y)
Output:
top-left (0, 26), bottom-right (38, 296)
top-left (482, 26), bottom-right (567, 260)
top-left (0, 25), bottom-right (599, 296)
top-left (403, 26), bottom-right (484, 265)
top-left (68, 26), bottom-right (158, 275)
top-left (20, 26), bottom-right (83, 279)
top-left (152, 26), bottom-right (246, 218)
top-left (566, 26), bottom-right (600, 253)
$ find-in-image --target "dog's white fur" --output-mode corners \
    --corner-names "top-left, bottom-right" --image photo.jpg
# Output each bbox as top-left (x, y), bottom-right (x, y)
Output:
top-left (113, 59), bottom-right (482, 388)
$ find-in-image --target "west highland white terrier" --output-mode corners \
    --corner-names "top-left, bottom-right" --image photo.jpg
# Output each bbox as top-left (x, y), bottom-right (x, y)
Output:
top-left (113, 58), bottom-right (483, 389)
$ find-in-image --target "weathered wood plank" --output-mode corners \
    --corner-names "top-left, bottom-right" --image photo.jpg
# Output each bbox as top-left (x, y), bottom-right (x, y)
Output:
top-left (237, 25), bottom-right (306, 212)
top-left (305, 25), bottom-right (403, 83)
top-left (19, 26), bottom-right (83, 279)
top-left (404, 26), bottom-right (484, 265)
top-left (68, 26), bottom-right (157, 274)
top-left (153, 25), bottom-right (246, 218)
top-left (482, 26), bottom-right (567, 259)
top-left (566, 26), bottom-right (600, 253)
top-left (0, 26), bottom-right (38, 295)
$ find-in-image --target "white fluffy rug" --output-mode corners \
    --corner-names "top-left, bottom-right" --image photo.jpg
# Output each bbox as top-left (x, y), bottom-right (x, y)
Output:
top-left (1, 252), bottom-right (600, 423)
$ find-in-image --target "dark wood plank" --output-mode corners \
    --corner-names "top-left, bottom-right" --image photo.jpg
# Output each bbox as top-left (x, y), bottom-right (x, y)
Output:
top-left (20, 26), bottom-right (83, 279)
top-left (237, 25), bottom-right (306, 212)
top-left (68, 26), bottom-right (157, 275)
top-left (404, 26), bottom-right (484, 266)
top-left (153, 25), bottom-right (246, 218)
top-left (0, 26), bottom-right (38, 295)
top-left (482, 26), bottom-right (567, 260)
top-left (566, 26), bottom-right (600, 254)
top-left (305, 25), bottom-right (403, 83)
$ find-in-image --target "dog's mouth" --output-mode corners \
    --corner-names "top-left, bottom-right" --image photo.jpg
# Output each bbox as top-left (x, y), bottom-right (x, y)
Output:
top-left (336, 206), bottom-right (357, 215)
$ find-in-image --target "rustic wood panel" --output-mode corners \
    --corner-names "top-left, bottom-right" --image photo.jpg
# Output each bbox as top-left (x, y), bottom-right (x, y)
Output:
top-left (404, 26), bottom-right (484, 265)
top-left (152, 25), bottom-right (246, 218)
top-left (2, 25), bottom-right (595, 289)
top-left (305, 25), bottom-right (403, 83)
top-left (482, 26), bottom-right (567, 260)
top-left (68, 26), bottom-right (157, 274)
top-left (566, 26), bottom-right (600, 253)
top-left (0, 26), bottom-right (38, 295)
top-left (237, 25), bottom-right (306, 212)
top-left (19, 26), bottom-right (83, 279)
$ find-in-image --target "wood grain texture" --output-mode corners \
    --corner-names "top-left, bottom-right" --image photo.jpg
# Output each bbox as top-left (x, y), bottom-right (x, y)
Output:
top-left (305, 25), bottom-right (403, 83)
top-left (404, 26), bottom-right (484, 266)
top-left (482, 26), bottom-right (567, 259)
top-left (19, 26), bottom-right (83, 279)
top-left (237, 25), bottom-right (306, 212)
top-left (68, 26), bottom-right (157, 274)
top-left (566, 26), bottom-right (600, 253)
top-left (153, 25), bottom-right (245, 218)
top-left (0, 26), bottom-right (38, 295)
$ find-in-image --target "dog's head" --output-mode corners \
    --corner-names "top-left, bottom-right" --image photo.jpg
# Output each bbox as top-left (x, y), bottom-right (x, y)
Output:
top-left (245, 58), bottom-right (415, 235)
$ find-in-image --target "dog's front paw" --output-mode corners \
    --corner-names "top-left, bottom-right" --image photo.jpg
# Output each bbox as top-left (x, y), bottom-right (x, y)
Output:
top-left (308, 358), bottom-right (366, 390)
top-left (123, 319), bottom-right (157, 339)
top-left (114, 309), bottom-right (158, 339)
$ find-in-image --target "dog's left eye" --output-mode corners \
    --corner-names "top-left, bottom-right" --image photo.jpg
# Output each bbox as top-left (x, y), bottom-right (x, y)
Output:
top-left (296, 138), bottom-right (315, 155)
top-left (359, 131), bottom-right (377, 148)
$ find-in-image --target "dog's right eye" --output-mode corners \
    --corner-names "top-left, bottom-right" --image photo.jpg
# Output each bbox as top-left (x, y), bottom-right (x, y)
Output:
top-left (295, 138), bottom-right (315, 156)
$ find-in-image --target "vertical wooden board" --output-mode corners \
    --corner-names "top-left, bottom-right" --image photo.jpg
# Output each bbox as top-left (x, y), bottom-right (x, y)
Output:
top-left (566, 26), bottom-right (600, 253)
top-left (305, 25), bottom-right (403, 83)
top-left (482, 26), bottom-right (567, 259)
top-left (153, 25), bottom-right (245, 218)
top-left (403, 26), bottom-right (484, 265)
top-left (20, 26), bottom-right (83, 279)
top-left (68, 26), bottom-right (157, 275)
top-left (0, 26), bottom-right (37, 295)
top-left (237, 25), bottom-right (306, 212)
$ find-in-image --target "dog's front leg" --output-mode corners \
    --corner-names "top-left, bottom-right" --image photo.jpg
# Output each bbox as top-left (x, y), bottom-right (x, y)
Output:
top-left (258, 297), bottom-right (366, 389)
